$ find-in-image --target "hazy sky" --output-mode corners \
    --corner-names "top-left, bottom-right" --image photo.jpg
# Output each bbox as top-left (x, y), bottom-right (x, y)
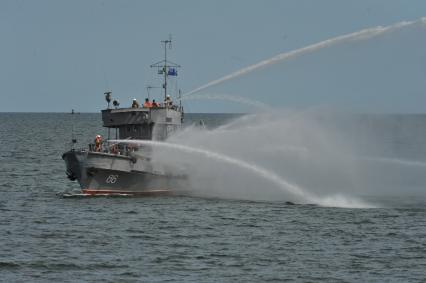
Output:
top-left (1, 0), bottom-right (426, 113)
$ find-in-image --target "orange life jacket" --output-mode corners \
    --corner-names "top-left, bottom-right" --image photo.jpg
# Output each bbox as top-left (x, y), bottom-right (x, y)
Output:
top-left (95, 137), bottom-right (102, 151)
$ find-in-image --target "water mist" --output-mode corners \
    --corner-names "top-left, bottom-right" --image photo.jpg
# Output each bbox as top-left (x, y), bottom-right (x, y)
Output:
top-left (113, 111), bottom-right (385, 208)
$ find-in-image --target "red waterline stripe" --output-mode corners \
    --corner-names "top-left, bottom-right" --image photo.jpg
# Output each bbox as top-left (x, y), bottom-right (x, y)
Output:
top-left (82, 189), bottom-right (172, 195)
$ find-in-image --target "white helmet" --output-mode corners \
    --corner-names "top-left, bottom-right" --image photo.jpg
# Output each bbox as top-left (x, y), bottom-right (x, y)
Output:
top-left (133, 98), bottom-right (137, 101)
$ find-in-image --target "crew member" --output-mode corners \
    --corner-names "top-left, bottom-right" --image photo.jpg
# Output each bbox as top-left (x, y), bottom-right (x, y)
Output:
top-left (110, 144), bottom-right (118, 154)
top-left (152, 99), bottom-right (159, 108)
top-left (164, 95), bottom-right (173, 107)
top-left (94, 135), bottom-right (103, 152)
top-left (131, 98), bottom-right (140, 108)
top-left (143, 98), bottom-right (152, 108)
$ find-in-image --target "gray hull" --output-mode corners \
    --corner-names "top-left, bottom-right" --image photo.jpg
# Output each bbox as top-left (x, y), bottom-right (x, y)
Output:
top-left (62, 150), bottom-right (187, 195)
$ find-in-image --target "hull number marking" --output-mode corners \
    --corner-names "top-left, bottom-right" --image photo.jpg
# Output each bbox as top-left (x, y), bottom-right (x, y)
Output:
top-left (106, 175), bottom-right (118, 184)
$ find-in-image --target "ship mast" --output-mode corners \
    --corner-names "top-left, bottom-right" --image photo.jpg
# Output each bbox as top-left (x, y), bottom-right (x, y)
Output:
top-left (162, 38), bottom-right (169, 100)
top-left (150, 36), bottom-right (180, 101)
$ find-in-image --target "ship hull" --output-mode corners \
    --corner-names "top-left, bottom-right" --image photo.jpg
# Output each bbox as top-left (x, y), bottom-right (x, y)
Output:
top-left (62, 150), bottom-right (187, 195)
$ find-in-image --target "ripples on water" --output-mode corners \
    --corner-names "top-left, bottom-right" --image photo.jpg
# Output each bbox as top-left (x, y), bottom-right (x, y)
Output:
top-left (0, 113), bottom-right (425, 282)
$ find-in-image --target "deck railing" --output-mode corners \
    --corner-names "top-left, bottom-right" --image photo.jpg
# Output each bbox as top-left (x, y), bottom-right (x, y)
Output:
top-left (88, 142), bottom-right (138, 156)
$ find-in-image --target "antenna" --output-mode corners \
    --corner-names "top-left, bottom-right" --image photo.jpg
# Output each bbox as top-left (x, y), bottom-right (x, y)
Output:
top-left (146, 85), bottom-right (151, 100)
top-left (70, 109), bottom-right (78, 149)
top-left (150, 36), bottom-right (180, 101)
top-left (146, 85), bottom-right (161, 100)
top-left (104, 91), bottom-right (112, 140)
top-left (178, 89), bottom-right (182, 110)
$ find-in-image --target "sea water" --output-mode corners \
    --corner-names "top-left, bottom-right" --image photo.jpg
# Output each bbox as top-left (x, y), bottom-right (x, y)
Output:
top-left (0, 112), bottom-right (425, 282)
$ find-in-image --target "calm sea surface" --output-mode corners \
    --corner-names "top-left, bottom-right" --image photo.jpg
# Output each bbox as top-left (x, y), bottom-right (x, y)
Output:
top-left (0, 113), bottom-right (425, 282)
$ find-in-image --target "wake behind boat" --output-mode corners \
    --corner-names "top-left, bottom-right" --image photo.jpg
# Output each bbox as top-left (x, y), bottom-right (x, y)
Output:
top-left (62, 37), bottom-right (187, 196)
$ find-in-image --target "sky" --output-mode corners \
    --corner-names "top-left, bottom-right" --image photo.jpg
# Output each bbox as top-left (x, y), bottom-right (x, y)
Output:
top-left (1, 0), bottom-right (426, 113)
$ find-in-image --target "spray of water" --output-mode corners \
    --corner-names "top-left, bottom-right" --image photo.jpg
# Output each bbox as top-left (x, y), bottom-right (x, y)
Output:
top-left (179, 93), bottom-right (270, 110)
top-left (184, 17), bottom-right (426, 97)
top-left (110, 114), bottom-right (375, 209)
top-left (111, 139), bottom-right (313, 199)
top-left (171, 111), bottom-right (426, 206)
top-left (360, 156), bottom-right (426, 167)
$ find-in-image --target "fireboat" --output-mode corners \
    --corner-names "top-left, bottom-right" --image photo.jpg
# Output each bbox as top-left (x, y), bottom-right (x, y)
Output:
top-left (62, 37), bottom-right (186, 196)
